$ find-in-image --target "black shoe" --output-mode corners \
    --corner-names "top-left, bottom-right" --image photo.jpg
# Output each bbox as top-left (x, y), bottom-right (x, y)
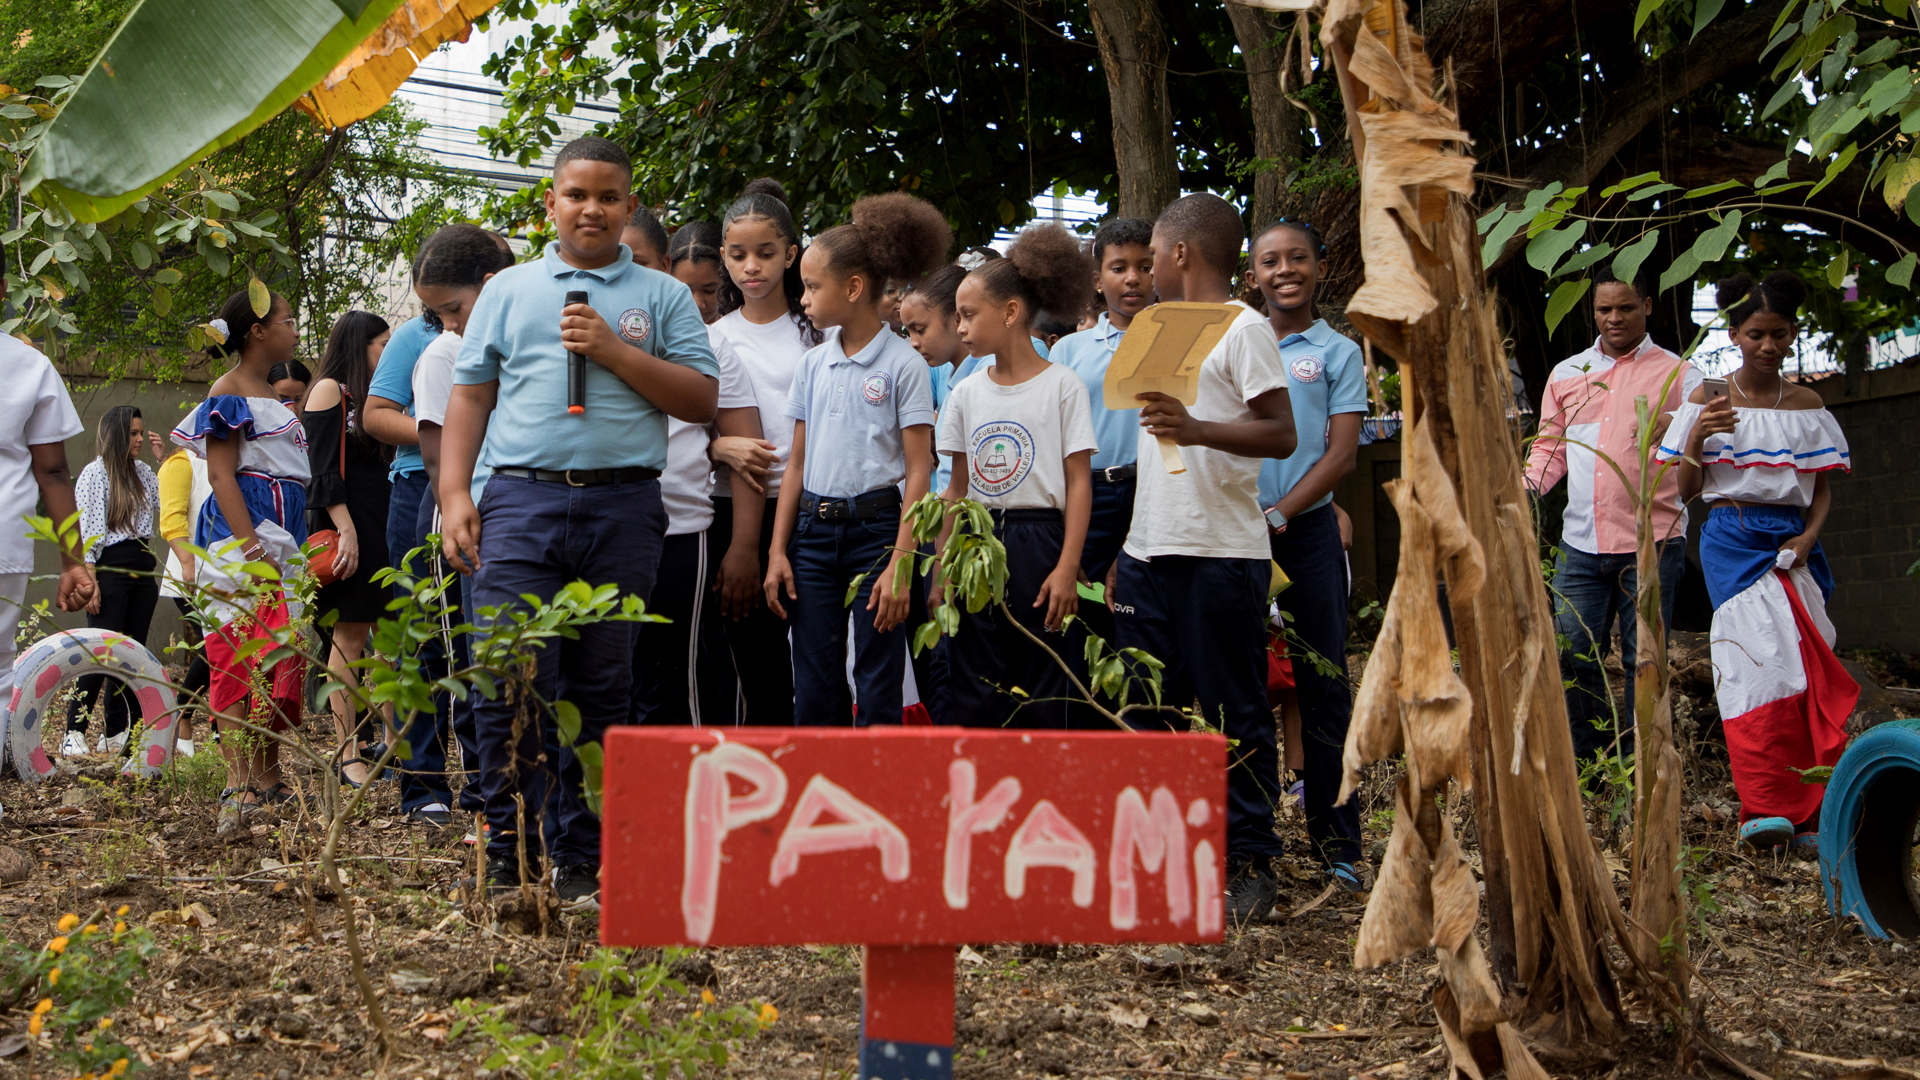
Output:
top-left (553, 863), bottom-right (600, 907)
top-left (460, 853), bottom-right (522, 897)
top-left (406, 803), bottom-right (454, 827)
top-left (1224, 860), bottom-right (1279, 925)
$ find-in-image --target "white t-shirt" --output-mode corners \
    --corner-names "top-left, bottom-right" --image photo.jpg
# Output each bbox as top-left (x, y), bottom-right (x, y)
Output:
top-left (0, 337), bottom-right (84, 573)
top-left (709, 309), bottom-right (814, 498)
top-left (411, 330), bottom-right (461, 428)
top-left (1123, 303), bottom-right (1289, 562)
top-left (661, 330), bottom-right (756, 535)
top-left (936, 363), bottom-right (1097, 511)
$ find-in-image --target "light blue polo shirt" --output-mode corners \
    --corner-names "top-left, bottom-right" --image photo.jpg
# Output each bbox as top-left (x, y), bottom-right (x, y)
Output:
top-left (366, 316), bottom-right (440, 479)
top-left (1256, 319), bottom-right (1368, 512)
top-left (786, 329), bottom-right (936, 499)
top-left (1047, 315), bottom-right (1139, 473)
top-left (454, 243), bottom-right (718, 472)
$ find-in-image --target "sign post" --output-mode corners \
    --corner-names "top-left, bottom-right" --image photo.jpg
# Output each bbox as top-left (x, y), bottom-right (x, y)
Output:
top-left (602, 728), bottom-right (1227, 1080)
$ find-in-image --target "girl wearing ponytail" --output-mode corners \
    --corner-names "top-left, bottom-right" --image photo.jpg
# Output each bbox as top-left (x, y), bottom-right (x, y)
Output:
top-left (933, 222), bottom-right (1099, 729)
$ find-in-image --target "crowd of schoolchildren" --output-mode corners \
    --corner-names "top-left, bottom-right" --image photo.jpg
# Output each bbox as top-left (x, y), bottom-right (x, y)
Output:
top-left (0, 134), bottom-right (1856, 922)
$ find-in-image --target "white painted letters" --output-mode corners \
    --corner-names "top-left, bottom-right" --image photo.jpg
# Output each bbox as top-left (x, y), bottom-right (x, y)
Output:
top-left (943, 759), bottom-right (1021, 909)
top-left (769, 774), bottom-right (911, 886)
top-left (1108, 786), bottom-right (1192, 930)
top-left (1004, 800), bottom-right (1096, 907)
top-left (683, 742), bottom-right (790, 943)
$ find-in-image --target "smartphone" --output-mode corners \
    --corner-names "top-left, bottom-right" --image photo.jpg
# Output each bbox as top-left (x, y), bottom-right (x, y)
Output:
top-left (1702, 377), bottom-right (1729, 402)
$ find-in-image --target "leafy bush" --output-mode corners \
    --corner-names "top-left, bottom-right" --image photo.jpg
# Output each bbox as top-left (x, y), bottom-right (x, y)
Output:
top-left (6, 908), bottom-right (158, 1077)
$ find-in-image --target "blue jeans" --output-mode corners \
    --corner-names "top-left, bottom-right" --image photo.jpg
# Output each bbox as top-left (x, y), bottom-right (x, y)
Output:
top-left (788, 501), bottom-right (906, 726)
top-left (470, 473), bottom-right (666, 867)
top-left (1115, 553), bottom-right (1282, 865)
top-left (1551, 538), bottom-right (1685, 760)
top-left (1270, 504), bottom-right (1360, 866)
top-left (379, 471), bottom-right (453, 811)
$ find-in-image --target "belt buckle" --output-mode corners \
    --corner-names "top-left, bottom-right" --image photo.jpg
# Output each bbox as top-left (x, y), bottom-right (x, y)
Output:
top-left (564, 469), bottom-right (587, 487)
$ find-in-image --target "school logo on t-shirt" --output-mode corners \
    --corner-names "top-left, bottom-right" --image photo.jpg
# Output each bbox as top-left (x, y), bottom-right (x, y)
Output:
top-left (969, 421), bottom-right (1034, 498)
top-left (862, 371), bottom-right (891, 405)
top-left (1290, 356), bottom-right (1324, 383)
top-left (617, 308), bottom-right (652, 346)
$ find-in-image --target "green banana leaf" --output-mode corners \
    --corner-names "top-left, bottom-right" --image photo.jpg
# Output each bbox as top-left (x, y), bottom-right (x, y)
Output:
top-left (22, 0), bottom-right (407, 223)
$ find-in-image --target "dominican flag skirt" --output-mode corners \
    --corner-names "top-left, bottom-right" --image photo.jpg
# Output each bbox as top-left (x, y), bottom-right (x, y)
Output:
top-left (1701, 504), bottom-right (1857, 826)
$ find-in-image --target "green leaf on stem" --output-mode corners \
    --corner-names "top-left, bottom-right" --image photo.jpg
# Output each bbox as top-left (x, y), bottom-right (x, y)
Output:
top-left (1544, 278), bottom-right (1592, 333)
top-left (1612, 230), bottom-right (1662, 291)
top-left (1886, 251), bottom-right (1917, 289)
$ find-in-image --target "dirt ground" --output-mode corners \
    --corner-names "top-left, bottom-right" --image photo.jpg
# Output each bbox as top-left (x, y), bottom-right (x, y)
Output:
top-left (0, 651), bottom-right (1916, 1080)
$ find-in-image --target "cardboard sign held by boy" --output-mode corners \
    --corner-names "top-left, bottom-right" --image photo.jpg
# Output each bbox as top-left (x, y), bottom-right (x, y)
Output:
top-left (1102, 302), bottom-right (1240, 475)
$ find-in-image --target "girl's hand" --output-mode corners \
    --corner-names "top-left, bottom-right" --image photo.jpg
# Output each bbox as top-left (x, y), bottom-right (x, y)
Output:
top-left (716, 543), bottom-right (762, 619)
top-left (869, 552), bottom-right (912, 632)
top-left (1036, 564), bottom-right (1079, 631)
top-left (765, 552), bottom-right (797, 619)
top-left (84, 568), bottom-right (102, 615)
top-left (330, 525), bottom-right (359, 581)
top-left (179, 553), bottom-right (196, 584)
top-left (1693, 394), bottom-right (1738, 443)
top-left (711, 437), bottom-right (778, 495)
top-left (146, 432), bottom-right (167, 460)
top-left (57, 564), bottom-right (95, 613)
top-left (1779, 533), bottom-right (1816, 570)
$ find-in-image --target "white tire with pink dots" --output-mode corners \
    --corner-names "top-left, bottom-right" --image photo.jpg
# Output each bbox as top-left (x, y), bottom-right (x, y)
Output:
top-left (4, 627), bottom-right (182, 782)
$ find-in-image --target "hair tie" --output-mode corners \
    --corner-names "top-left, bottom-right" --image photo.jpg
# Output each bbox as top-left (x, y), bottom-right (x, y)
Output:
top-left (207, 318), bottom-right (230, 342)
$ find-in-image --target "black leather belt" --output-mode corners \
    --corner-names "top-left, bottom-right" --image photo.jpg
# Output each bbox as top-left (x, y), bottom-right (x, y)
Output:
top-left (802, 488), bottom-right (903, 520)
top-left (494, 466), bottom-right (661, 486)
top-left (1095, 464), bottom-right (1137, 483)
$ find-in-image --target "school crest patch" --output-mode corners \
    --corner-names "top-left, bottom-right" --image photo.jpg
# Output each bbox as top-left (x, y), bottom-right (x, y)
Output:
top-left (969, 421), bottom-right (1035, 498)
top-left (617, 307), bottom-right (652, 346)
top-left (1290, 355), bottom-right (1324, 383)
top-left (862, 371), bottom-right (892, 405)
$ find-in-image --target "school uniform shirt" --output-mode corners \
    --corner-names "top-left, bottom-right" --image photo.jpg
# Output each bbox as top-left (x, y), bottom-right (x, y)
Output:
top-left (937, 363), bottom-right (1097, 509)
top-left (785, 330), bottom-right (936, 499)
top-left (365, 316), bottom-right (440, 480)
top-left (453, 242), bottom-right (719, 473)
top-left (1255, 319), bottom-right (1368, 513)
top-left (1048, 315), bottom-right (1140, 473)
top-left (0, 337), bottom-right (85, 574)
top-left (75, 458), bottom-right (160, 561)
top-left (1122, 302), bottom-right (1288, 563)
top-left (935, 338), bottom-right (1051, 494)
top-left (709, 309), bottom-right (815, 499)
top-left (412, 330), bottom-right (493, 507)
top-left (660, 331), bottom-right (756, 536)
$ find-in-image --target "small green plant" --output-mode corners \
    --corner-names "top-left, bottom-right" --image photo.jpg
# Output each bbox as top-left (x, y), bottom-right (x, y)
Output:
top-left (6, 908), bottom-right (159, 1077)
top-left (1674, 845), bottom-right (1723, 949)
top-left (453, 947), bottom-right (773, 1077)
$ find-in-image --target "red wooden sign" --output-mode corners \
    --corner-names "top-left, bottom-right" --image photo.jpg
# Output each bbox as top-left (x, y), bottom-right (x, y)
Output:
top-left (601, 728), bottom-right (1227, 946)
top-left (600, 728), bottom-right (1228, 1080)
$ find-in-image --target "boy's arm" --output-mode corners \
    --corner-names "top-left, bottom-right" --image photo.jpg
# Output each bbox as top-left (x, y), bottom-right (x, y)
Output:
top-left (1525, 377), bottom-right (1569, 495)
top-left (363, 396), bottom-right (420, 447)
top-left (1136, 387), bottom-right (1296, 460)
top-left (30, 442), bottom-right (94, 612)
top-left (438, 381), bottom-right (498, 574)
top-left (561, 302), bottom-right (719, 424)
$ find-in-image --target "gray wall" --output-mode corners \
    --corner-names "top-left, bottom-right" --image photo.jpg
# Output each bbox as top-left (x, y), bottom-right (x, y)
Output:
top-left (1816, 360), bottom-right (1920, 654)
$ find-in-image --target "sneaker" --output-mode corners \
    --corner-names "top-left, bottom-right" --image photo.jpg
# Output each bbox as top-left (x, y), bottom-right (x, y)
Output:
top-left (460, 853), bottom-right (522, 897)
top-left (1224, 860), bottom-right (1279, 925)
top-left (1328, 861), bottom-right (1373, 894)
top-left (216, 787), bottom-right (263, 836)
top-left (553, 863), bottom-right (600, 907)
top-left (1790, 831), bottom-right (1819, 861)
top-left (407, 803), bottom-right (454, 828)
top-left (174, 738), bottom-right (196, 758)
top-left (99, 731), bottom-right (129, 756)
top-left (59, 731), bottom-right (90, 758)
top-left (1739, 816), bottom-right (1793, 854)
top-left (462, 821), bottom-right (491, 846)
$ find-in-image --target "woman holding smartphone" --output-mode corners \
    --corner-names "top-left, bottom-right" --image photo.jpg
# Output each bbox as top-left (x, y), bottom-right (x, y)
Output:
top-left (1657, 270), bottom-right (1855, 859)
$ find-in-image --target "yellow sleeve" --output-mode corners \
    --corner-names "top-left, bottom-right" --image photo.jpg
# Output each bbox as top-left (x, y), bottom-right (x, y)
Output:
top-left (157, 452), bottom-right (193, 541)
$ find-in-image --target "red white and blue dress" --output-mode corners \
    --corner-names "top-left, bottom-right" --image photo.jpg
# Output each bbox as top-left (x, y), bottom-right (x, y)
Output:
top-left (170, 395), bottom-right (310, 727)
top-left (1656, 402), bottom-right (1857, 829)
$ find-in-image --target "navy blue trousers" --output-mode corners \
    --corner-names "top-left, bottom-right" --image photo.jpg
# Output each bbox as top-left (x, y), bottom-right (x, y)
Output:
top-left (710, 496), bottom-right (794, 725)
top-left (1115, 552), bottom-right (1283, 864)
top-left (381, 472), bottom-right (454, 812)
top-left (1269, 503), bottom-right (1360, 866)
top-left (950, 510), bottom-right (1096, 730)
top-left (470, 474), bottom-right (665, 867)
top-left (412, 485), bottom-right (483, 813)
top-left (630, 529), bottom-right (740, 726)
top-left (788, 500), bottom-right (906, 726)
top-left (1082, 478), bottom-right (1136, 581)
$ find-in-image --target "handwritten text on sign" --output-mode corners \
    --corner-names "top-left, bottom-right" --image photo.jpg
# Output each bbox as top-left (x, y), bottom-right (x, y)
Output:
top-left (600, 729), bottom-right (1228, 948)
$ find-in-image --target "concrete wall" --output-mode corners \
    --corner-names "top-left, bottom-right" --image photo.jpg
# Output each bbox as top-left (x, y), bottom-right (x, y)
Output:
top-left (1813, 358), bottom-right (1920, 654)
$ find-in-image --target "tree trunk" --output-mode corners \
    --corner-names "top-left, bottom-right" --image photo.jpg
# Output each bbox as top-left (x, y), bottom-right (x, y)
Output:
top-left (1224, 1), bottom-right (1304, 230)
top-left (1088, 0), bottom-right (1180, 217)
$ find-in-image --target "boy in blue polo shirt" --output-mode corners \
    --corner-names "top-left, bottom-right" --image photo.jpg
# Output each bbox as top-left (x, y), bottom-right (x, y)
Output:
top-left (438, 137), bottom-right (719, 901)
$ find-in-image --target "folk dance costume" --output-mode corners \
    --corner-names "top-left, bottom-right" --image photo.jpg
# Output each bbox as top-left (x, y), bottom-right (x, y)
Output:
top-left (1656, 402), bottom-right (1856, 835)
top-left (170, 395), bottom-right (311, 730)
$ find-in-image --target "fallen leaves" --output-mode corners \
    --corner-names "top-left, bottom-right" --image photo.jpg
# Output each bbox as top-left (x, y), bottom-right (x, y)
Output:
top-left (1107, 1000), bottom-right (1152, 1029)
top-left (146, 902), bottom-right (217, 929)
top-left (158, 1021), bottom-right (230, 1062)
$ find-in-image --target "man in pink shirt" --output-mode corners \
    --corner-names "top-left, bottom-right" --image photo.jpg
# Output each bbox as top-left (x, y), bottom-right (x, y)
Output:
top-left (1526, 269), bottom-right (1700, 761)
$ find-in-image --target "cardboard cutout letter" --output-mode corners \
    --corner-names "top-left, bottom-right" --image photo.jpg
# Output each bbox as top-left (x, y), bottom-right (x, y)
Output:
top-left (1102, 302), bottom-right (1240, 475)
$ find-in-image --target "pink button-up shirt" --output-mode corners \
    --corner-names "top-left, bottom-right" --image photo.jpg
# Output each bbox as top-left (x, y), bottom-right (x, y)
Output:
top-left (1525, 335), bottom-right (1701, 555)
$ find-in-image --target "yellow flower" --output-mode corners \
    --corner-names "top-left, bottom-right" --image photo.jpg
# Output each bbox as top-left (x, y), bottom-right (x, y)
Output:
top-left (46, 936), bottom-right (68, 955)
top-left (46, 967), bottom-right (58, 986)
top-left (26, 1015), bottom-right (40, 1036)
top-left (758, 1002), bottom-right (779, 1025)
top-left (110, 1061), bottom-right (129, 1078)
top-left (56, 914), bottom-right (79, 933)
top-left (700, 989), bottom-right (715, 1005)
top-left (114, 905), bottom-right (129, 918)
top-left (82, 923), bottom-right (98, 936)
top-left (113, 921), bottom-right (126, 936)
top-left (33, 998), bottom-right (53, 1015)
top-left (97, 1017), bottom-right (112, 1030)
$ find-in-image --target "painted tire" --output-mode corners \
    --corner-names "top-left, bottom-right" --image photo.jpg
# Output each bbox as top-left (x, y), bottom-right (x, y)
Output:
top-left (4, 628), bottom-right (181, 782)
top-left (1819, 717), bottom-right (1920, 939)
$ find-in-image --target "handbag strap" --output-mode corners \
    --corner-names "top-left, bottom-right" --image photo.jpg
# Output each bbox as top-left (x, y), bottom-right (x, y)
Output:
top-left (337, 386), bottom-right (351, 480)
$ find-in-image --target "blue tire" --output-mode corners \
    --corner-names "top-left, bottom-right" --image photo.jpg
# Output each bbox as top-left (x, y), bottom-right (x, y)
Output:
top-left (1819, 718), bottom-right (1920, 939)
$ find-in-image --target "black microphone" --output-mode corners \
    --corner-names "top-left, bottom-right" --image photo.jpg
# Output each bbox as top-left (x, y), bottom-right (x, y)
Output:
top-left (566, 289), bottom-right (589, 415)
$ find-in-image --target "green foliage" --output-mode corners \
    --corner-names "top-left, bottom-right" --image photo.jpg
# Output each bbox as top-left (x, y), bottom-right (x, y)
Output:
top-left (6, 909), bottom-right (160, 1077)
top-left (452, 947), bottom-right (772, 1078)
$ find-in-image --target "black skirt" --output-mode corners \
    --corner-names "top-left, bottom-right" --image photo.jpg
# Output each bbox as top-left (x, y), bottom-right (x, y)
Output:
top-left (306, 394), bottom-right (393, 624)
